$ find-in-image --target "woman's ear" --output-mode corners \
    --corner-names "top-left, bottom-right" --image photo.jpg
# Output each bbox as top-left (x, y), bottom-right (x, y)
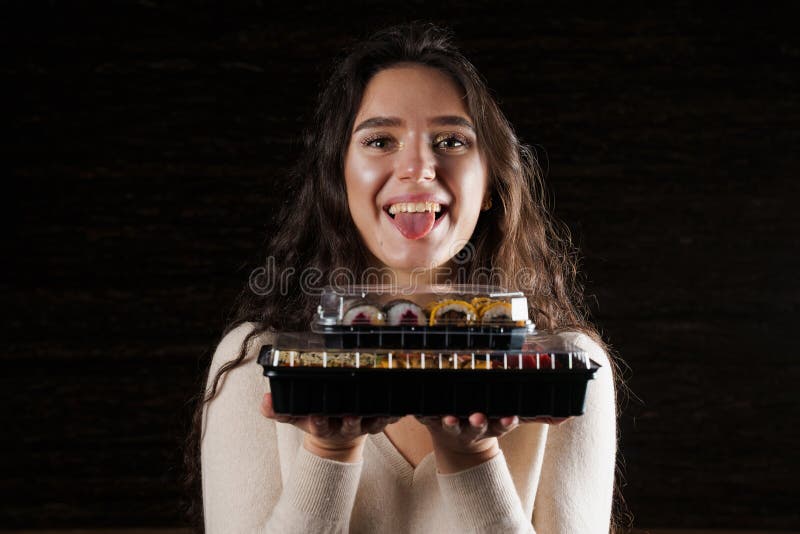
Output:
top-left (481, 194), bottom-right (493, 211)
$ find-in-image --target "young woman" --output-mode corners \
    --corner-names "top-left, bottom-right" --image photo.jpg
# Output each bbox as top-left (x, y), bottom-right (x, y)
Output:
top-left (187, 22), bottom-right (619, 533)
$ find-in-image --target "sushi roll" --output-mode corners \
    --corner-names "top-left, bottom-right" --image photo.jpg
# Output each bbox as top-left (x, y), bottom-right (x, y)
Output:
top-left (384, 299), bottom-right (426, 326)
top-left (478, 301), bottom-right (514, 324)
top-left (428, 299), bottom-right (477, 326)
top-left (470, 297), bottom-right (494, 314)
top-left (342, 302), bottom-right (385, 326)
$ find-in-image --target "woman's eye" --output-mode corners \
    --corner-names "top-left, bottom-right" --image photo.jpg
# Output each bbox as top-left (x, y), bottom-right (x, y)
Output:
top-left (362, 136), bottom-right (393, 149)
top-left (434, 135), bottom-right (469, 150)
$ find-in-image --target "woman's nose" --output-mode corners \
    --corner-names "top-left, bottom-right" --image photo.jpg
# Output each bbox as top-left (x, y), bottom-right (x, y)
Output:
top-left (396, 140), bottom-right (436, 182)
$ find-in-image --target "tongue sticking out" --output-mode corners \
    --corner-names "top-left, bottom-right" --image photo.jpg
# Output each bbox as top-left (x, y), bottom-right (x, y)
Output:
top-left (392, 211), bottom-right (436, 240)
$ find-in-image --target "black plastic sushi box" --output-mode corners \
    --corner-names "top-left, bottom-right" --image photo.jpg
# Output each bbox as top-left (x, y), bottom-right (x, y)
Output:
top-left (257, 286), bottom-right (600, 417)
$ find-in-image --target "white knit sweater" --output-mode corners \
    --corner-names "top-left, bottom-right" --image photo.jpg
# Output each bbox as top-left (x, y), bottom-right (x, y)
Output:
top-left (201, 323), bottom-right (616, 533)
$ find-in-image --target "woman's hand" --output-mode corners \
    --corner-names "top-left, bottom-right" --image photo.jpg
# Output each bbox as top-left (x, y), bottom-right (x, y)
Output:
top-left (418, 413), bottom-right (570, 474)
top-left (260, 392), bottom-right (399, 463)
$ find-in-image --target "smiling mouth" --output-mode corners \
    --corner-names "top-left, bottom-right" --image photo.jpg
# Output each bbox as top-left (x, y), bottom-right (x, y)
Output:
top-left (386, 201), bottom-right (446, 221)
top-left (384, 201), bottom-right (448, 240)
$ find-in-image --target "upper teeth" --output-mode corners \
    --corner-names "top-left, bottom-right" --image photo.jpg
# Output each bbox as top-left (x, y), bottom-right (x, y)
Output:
top-left (388, 202), bottom-right (442, 215)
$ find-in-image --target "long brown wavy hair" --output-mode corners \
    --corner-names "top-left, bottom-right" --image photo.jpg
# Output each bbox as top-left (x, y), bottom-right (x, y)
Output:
top-left (184, 21), bottom-right (630, 532)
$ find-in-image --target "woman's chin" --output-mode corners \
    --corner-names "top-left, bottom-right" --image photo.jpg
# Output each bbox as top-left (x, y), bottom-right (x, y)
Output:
top-left (367, 230), bottom-right (464, 281)
top-left (379, 254), bottom-right (453, 280)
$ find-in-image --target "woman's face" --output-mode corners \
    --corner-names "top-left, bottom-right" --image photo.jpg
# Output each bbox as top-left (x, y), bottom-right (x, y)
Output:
top-left (344, 64), bottom-right (488, 278)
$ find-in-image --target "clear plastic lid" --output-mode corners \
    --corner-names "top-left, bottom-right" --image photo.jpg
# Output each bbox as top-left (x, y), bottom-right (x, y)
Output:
top-left (314, 285), bottom-right (531, 329)
top-left (262, 331), bottom-right (596, 371)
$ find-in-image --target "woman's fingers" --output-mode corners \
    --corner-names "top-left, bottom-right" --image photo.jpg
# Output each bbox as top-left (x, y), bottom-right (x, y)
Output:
top-left (259, 393), bottom-right (270, 418)
top-left (442, 415), bottom-right (461, 436)
top-left (499, 415), bottom-right (518, 427)
top-left (419, 413), bottom-right (517, 442)
top-left (442, 415), bottom-right (459, 427)
top-left (440, 414), bottom-right (495, 438)
top-left (261, 393), bottom-right (295, 424)
top-left (260, 392), bottom-right (276, 418)
top-left (262, 397), bottom-right (558, 447)
top-left (438, 413), bottom-right (523, 441)
top-left (488, 415), bottom-right (519, 436)
top-left (460, 413), bottom-right (488, 439)
top-left (340, 416), bottom-right (363, 439)
top-left (262, 396), bottom-right (566, 430)
top-left (468, 412), bottom-right (488, 429)
top-left (415, 415), bottom-right (441, 429)
top-left (363, 416), bottom-right (399, 434)
top-left (435, 413), bottom-right (489, 441)
top-left (306, 415), bottom-right (331, 437)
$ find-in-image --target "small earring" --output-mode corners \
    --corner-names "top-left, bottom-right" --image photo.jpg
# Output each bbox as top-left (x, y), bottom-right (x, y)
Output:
top-left (481, 197), bottom-right (493, 211)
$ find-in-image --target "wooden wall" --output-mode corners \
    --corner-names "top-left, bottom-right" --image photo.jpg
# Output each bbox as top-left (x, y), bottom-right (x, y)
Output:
top-left (4, 1), bottom-right (798, 529)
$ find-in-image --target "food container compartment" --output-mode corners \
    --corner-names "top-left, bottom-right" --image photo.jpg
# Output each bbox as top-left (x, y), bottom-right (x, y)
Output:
top-left (316, 324), bottom-right (531, 350)
top-left (257, 332), bottom-right (600, 417)
top-left (313, 285), bottom-right (534, 350)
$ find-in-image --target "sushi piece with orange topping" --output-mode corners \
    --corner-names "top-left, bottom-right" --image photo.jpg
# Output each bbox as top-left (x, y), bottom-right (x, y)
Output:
top-left (428, 299), bottom-right (477, 326)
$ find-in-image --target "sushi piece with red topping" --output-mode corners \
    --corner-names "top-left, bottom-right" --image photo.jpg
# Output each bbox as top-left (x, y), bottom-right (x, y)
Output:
top-left (384, 300), bottom-right (426, 326)
top-left (342, 303), bottom-right (385, 326)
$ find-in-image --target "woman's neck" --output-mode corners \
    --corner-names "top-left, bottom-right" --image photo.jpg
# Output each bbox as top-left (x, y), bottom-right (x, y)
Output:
top-left (384, 264), bottom-right (456, 291)
top-left (357, 248), bottom-right (461, 290)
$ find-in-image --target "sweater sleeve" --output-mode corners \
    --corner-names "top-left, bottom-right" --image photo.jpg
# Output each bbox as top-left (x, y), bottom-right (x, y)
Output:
top-left (201, 323), bottom-right (363, 533)
top-left (437, 450), bottom-right (535, 533)
top-left (532, 332), bottom-right (617, 534)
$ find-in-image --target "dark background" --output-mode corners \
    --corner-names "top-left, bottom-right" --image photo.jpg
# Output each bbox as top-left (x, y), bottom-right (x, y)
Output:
top-left (4, 1), bottom-right (798, 530)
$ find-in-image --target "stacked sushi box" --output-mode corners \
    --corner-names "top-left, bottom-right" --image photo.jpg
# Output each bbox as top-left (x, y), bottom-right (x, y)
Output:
top-left (258, 286), bottom-right (600, 417)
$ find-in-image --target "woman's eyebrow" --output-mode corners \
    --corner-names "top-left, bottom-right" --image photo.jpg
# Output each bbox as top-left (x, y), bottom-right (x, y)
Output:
top-left (429, 115), bottom-right (474, 130)
top-left (353, 116), bottom-right (403, 133)
top-left (353, 115), bottom-right (475, 133)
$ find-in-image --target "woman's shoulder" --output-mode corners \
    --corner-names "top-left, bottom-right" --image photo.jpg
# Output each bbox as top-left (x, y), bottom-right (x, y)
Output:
top-left (551, 329), bottom-right (611, 368)
top-left (551, 329), bottom-right (617, 415)
top-left (211, 322), bottom-right (272, 363)
top-left (206, 321), bottom-right (273, 391)
top-left (214, 320), bottom-right (267, 351)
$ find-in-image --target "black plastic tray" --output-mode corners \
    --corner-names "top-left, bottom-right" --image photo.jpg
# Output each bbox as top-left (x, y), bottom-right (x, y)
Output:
top-left (258, 345), bottom-right (599, 417)
top-left (318, 324), bottom-right (529, 351)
